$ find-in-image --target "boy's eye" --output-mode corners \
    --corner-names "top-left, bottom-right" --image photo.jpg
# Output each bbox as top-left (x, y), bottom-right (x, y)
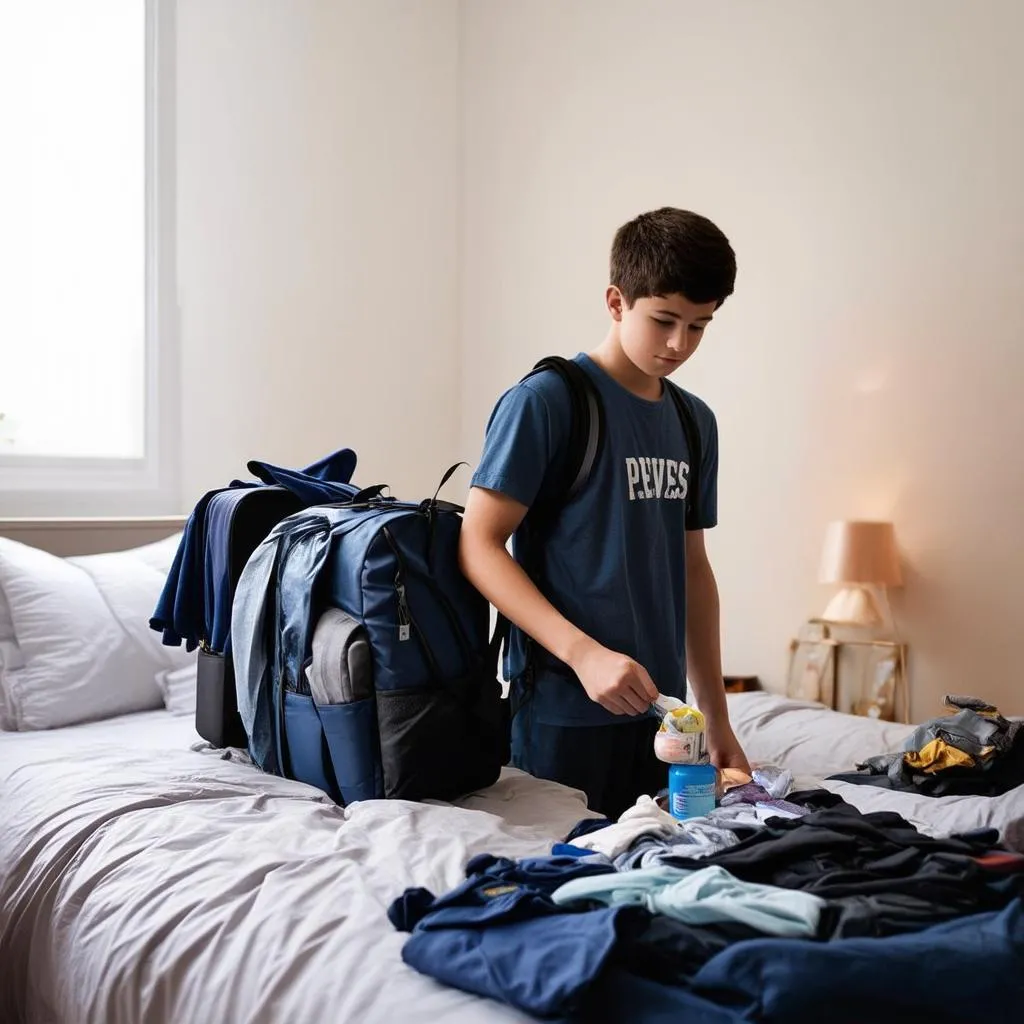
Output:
top-left (652, 318), bottom-right (674, 327)
top-left (689, 325), bottom-right (705, 333)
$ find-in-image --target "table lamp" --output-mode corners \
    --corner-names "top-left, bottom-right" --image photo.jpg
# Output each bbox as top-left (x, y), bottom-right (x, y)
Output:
top-left (819, 520), bottom-right (902, 628)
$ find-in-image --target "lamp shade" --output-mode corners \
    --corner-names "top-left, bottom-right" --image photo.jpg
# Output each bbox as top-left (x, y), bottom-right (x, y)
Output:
top-left (819, 520), bottom-right (902, 587)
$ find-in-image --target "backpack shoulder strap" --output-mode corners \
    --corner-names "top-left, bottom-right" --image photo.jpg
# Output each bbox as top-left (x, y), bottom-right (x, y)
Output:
top-left (520, 355), bottom-right (604, 507)
top-left (489, 356), bottom-right (604, 684)
top-left (665, 382), bottom-right (703, 531)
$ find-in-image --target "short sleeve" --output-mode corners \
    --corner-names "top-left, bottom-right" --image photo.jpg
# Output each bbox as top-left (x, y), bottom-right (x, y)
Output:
top-left (470, 382), bottom-right (560, 510)
top-left (691, 405), bottom-right (719, 530)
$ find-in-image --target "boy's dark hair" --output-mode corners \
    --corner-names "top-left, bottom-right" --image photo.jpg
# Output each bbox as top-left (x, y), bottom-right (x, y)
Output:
top-left (610, 207), bottom-right (737, 308)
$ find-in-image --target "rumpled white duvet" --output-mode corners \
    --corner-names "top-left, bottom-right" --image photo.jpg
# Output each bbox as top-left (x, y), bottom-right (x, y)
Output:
top-left (2, 692), bottom-right (1022, 1024)
top-left (0, 713), bottom-right (595, 1024)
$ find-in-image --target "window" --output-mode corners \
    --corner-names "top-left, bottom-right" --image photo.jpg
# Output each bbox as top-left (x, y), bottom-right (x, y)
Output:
top-left (0, 1), bottom-right (176, 514)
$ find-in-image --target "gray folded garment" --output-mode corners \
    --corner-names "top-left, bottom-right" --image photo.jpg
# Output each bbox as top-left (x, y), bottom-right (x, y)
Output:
top-left (856, 695), bottom-right (1021, 781)
top-left (305, 608), bottom-right (374, 705)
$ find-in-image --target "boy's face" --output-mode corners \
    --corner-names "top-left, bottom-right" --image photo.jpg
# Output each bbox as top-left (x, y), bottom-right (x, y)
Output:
top-left (607, 289), bottom-right (718, 379)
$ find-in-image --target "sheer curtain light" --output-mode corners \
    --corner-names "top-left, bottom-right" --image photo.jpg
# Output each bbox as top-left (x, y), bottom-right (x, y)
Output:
top-left (0, 0), bottom-right (145, 460)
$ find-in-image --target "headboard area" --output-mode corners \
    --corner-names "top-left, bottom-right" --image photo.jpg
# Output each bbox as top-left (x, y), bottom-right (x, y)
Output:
top-left (0, 516), bottom-right (187, 557)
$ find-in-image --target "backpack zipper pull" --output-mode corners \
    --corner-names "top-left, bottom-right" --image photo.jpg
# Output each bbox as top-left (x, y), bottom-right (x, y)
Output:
top-left (396, 581), bottom-right (411, 641)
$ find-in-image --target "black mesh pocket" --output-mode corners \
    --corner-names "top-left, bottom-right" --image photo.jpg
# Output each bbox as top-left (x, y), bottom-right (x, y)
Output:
top-left (376, 673), bottom-right (506, 801)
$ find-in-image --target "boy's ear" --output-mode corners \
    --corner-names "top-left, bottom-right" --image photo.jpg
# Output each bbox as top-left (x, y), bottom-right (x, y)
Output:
top-left (606, 285), bottom-right (625, 321)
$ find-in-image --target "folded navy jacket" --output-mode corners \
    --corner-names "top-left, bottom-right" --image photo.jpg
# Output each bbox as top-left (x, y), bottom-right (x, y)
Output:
top-left (150, 447), bottom-right (357, 654)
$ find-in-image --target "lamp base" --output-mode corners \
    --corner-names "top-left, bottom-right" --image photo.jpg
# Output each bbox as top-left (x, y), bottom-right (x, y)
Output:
top-left (821, 585), bottom-right (883, 627)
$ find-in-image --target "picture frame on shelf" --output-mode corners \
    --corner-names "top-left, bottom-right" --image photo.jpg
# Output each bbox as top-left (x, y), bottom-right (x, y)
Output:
top-left (787, 631), bottom-right (837, 707)
top-left (787, 620), bottom-right (909, 722)
top-left (836, 639), bottom-right (906, 722)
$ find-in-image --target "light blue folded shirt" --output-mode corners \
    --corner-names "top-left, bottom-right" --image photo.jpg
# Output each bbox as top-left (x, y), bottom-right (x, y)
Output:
top-left (551, 864), bottom-right (823, 938)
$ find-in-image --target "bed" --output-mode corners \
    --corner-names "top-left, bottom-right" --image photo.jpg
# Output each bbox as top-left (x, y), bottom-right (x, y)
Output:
top-left (2, 518), bottom-right (1022, 1023)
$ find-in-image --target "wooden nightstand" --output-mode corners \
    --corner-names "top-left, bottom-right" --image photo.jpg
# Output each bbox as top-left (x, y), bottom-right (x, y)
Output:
top-left (724, 675), bottom-right (761, 694)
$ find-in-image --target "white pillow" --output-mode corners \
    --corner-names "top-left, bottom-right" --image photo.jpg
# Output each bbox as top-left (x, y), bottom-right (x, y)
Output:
top-left (1, 571), bottom-right (21, 730)
top-left (157, 664), bottom-right (197, 717)
top-left (69, 544), bottom-right (193, 676)
top-left (0, 639), bottom-right (20, 730)
top-left (122, 532), bottom-right (183, 576)
top-left (0, 533), bottom-right (191, 730)
top-left (0, 587), bottom-right (13, 644)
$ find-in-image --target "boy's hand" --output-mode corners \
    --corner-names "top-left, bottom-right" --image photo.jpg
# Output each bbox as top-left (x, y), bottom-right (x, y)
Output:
top-left (705, 723), bottom-right (751, 775)
top-left (571, 642), bottom-right (659, 716)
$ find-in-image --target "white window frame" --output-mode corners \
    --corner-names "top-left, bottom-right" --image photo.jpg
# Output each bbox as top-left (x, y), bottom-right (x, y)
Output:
top-left (0, 0), bottom-right (180, 517)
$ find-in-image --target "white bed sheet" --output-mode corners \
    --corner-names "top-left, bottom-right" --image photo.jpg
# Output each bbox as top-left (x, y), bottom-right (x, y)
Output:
top-left (0, 710), bottom-right (598, 1024)
top-left (0, 708), bottom-right (201, 782)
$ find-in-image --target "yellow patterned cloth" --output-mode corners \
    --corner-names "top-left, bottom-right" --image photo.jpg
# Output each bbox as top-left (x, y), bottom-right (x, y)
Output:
top-left (904, 739), bottom-right (978, 774)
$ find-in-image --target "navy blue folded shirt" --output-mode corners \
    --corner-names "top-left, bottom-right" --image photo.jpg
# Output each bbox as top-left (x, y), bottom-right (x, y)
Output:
top-left (389, 853), bottom-right (630, 1018)
top-left (692, 899), bottom-right (1024, 1024)
top-left (389, 853), bottom-right (618, 933)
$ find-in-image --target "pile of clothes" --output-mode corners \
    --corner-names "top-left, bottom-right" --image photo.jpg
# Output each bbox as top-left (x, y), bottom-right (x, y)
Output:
top-left (388, 775), bottom-right (1024, 1023)
top-left (829, 694), bottom-right (1024, 797)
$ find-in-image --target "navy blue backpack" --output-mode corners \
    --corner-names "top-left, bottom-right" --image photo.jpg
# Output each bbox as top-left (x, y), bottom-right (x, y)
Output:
top-left (232, 465), bottom-right (510, 804)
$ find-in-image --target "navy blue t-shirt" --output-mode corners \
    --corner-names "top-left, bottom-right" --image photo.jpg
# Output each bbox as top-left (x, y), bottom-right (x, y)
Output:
top-left (471, 353), bottom-right (719, 727)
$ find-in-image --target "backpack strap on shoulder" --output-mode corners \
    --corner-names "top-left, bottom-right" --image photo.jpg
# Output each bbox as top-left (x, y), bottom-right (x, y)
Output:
top-left (521, 355), bottom-right (604, 507)
top-left (665, 383), bottom-right (703, 531)
top-left (488, 355), bottom-right (605, 702)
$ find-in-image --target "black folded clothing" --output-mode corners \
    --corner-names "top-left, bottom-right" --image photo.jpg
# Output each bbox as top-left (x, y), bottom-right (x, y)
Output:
top-left (657, 791), bottom-right (1024, 936)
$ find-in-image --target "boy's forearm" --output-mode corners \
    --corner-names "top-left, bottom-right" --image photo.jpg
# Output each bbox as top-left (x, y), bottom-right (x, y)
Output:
top-left (685, 554), bottom-right (750, 772)
top-left (684, 557), bottom-right (729, 722)
top-left (459, 534), bottom-right (595, 670)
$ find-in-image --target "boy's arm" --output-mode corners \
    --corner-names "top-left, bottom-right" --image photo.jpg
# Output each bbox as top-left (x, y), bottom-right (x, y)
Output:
top-left (459, 486), bottom-right (658, 716)
top-left (684, 529), bottom-right (751, 773)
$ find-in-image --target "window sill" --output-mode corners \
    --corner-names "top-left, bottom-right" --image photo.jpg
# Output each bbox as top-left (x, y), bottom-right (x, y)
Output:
top-left (0, 458), bottom-right (181, 518)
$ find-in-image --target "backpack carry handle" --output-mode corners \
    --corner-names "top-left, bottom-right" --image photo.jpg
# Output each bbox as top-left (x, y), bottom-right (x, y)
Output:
top-left (433, 462), bottom-right (468, 502)
top-left (420, 462), bottom-right (469, 516)
top-left (346, 484), bottom-right (390, 505)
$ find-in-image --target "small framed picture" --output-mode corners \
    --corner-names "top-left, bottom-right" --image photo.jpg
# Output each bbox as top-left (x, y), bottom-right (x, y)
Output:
top-left (787, 636), bottom-right (837, 707)
top-left (838, 640), bottom-right (905, 721)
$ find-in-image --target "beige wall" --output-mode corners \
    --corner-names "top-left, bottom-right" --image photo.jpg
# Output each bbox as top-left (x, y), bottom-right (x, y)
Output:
top-left (459, 0), bottom-right (1024, 717)
top-left (173, 0), bottom-right (1024, 718)
top-left (176, 0), bottom-right (460, 504)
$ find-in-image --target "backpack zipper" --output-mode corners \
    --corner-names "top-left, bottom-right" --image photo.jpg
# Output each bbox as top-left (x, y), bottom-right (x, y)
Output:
top-left (383, 525), bottom-right (443, 681)
top-left (395, 581), bottom-right (412, 642)
top-left (383, 522), bottom-right (474, 675)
